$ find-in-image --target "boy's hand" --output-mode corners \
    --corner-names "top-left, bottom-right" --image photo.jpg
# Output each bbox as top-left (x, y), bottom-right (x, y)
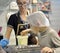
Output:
top-left (41, 47), bottom-right (54, 53)
top-left (20, 29), bottom-right (31, 36)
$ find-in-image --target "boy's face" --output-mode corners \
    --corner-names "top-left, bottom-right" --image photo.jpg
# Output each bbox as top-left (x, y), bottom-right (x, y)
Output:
top-left (31, 26), bottom-right (40, 34)
top-left (31, 26), bottom-right (47, 34)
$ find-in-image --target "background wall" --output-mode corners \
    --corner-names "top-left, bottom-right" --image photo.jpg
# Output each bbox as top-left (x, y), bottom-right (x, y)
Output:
top-left (49, 0), bottom-right (60, 32)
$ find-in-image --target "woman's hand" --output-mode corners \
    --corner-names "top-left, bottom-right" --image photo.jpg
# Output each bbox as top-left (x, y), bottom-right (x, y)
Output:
top-left (20, 29), bottom-right (31, 36)
top-left (41, 47), bottom-right (54, 53)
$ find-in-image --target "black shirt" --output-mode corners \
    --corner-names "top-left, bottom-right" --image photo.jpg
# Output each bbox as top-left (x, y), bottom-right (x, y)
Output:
top-left (7, 13), bottom-right (30, 35)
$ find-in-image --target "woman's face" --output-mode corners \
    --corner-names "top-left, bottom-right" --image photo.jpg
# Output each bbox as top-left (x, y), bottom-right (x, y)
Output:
top-left (17, 0), bottom-right (28, 13)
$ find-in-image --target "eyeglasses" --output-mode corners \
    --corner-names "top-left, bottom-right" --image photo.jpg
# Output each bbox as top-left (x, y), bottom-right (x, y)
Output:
top-left (17, 2), bottom-right (28, 7)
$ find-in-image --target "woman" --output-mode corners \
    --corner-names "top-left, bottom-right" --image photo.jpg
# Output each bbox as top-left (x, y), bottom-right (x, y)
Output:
top-left (0, 0), bottom-right (30, 48)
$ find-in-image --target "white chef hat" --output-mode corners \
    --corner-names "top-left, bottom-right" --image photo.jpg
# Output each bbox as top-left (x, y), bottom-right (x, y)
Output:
top-left (27, 11), bottom-right (50, 27)
top-left (9, 1), bottom-right (18, 10)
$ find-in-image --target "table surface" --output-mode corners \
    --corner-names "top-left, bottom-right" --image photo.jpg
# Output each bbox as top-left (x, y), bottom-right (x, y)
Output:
top-left (4, 45), bottom-right (41, 53)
